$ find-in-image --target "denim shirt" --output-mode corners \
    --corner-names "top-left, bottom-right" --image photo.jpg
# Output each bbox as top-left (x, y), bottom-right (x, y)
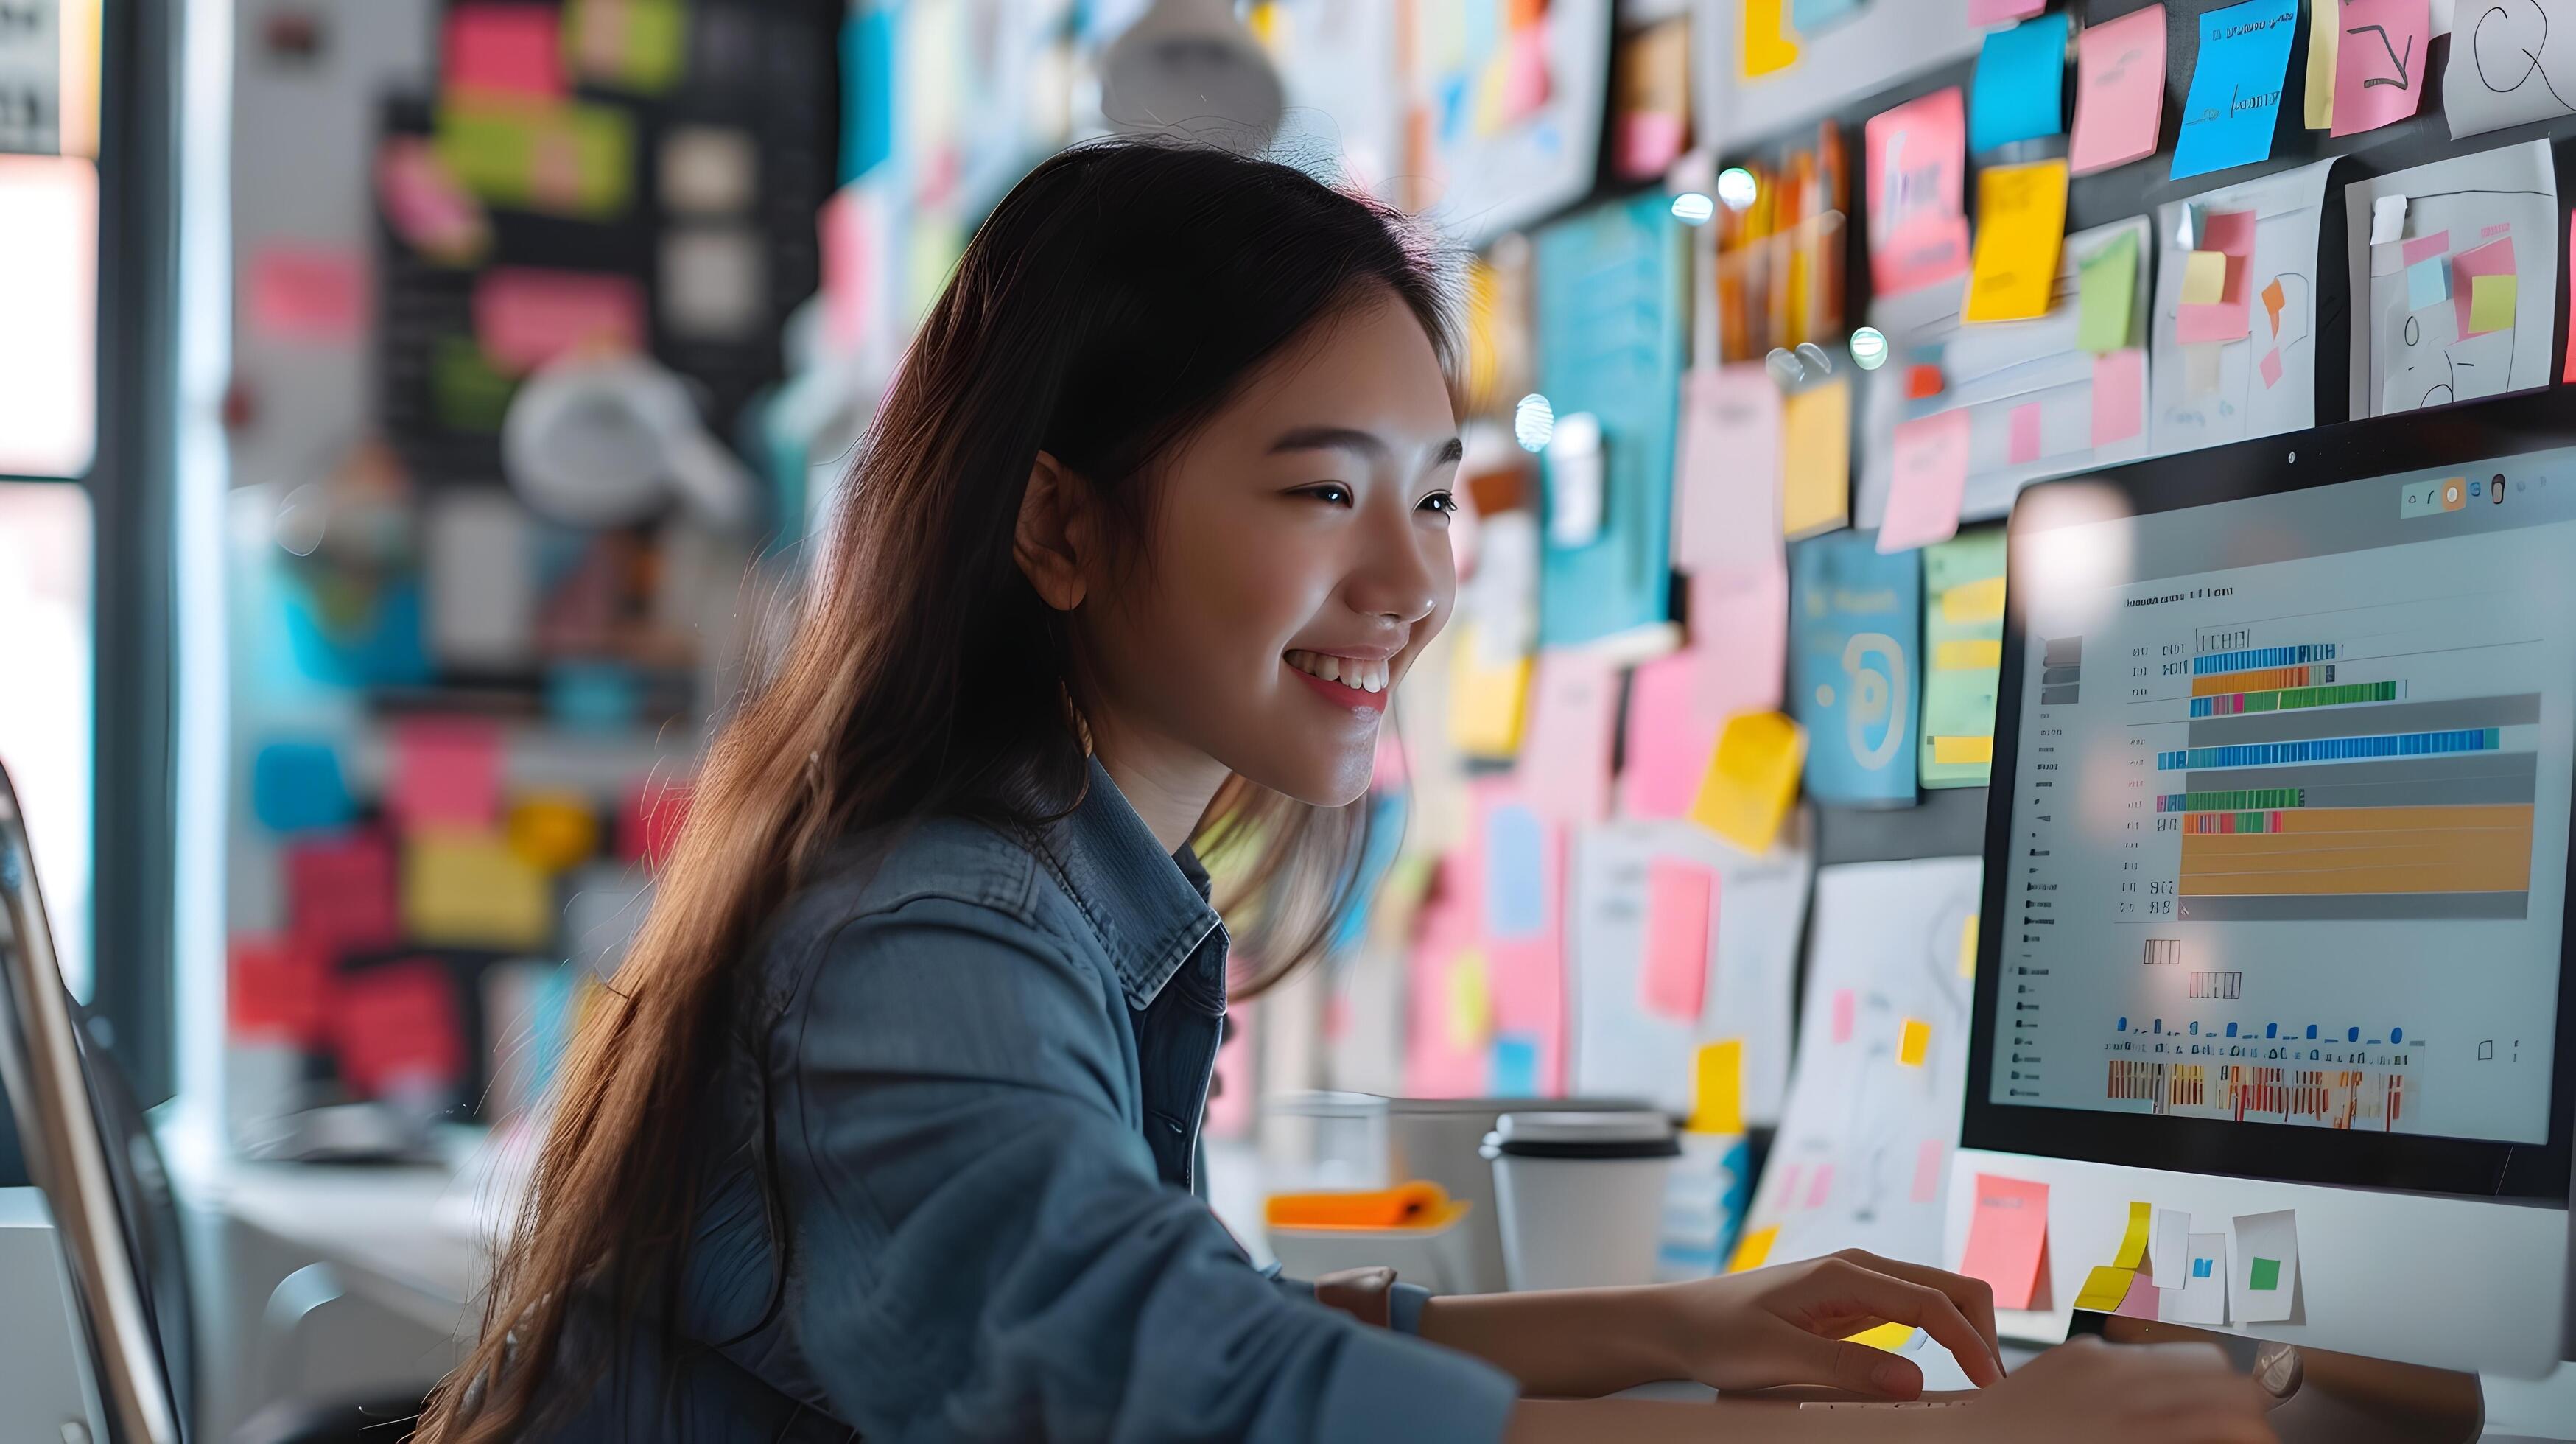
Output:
top-left (532, 760), bottom-right (1517, 1441)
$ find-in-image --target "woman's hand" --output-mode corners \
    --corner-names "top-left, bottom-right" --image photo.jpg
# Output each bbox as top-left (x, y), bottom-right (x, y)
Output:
top-left (1938, 1335), bottom-right (2278, 1443)
top-left (1649, 1248), bottom-right (2007, 1398)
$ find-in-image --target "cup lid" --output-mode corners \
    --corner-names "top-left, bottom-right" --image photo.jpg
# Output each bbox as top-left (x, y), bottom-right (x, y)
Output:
top-left (1489, 1110), bottom-right (1674, 1146)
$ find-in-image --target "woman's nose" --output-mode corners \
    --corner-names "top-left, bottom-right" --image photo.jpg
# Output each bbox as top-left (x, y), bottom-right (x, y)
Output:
top-left (1344, 511), bottom-right (1444, 625)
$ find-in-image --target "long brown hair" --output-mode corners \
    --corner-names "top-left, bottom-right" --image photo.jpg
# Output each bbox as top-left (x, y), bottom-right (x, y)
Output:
top-left (418, 140), bottom-right (1459, 1440)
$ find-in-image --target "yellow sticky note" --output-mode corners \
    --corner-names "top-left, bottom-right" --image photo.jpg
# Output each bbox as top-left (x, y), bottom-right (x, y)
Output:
top-left (1846, 1322), bottom-right (1917, 1350)
top-left (2471, 273), bottom-right (2519, 333)
top-left (1728, 1223), bottom-right (1780, 1273)
top-left (1741, 0), bottom-right (1800, 78)
top-left (404, 831), bottom-right (553, 950)
top-left (1934, 639), bottom-right (2004, 670)
top-left (1958, 914), bottom-right (1979, 979)
top-left (2075, 1264), bottom-right (2134, 1312)
top-left (1931, 735), bottom-right (1995, 765)
top-left (1963, 160), bottom-right (2068, 323)
top-left (1689, 712), bottom-right (1807, 855)
top-left (1897, 1017), bottom-right (1931, 1067)
top-left (1941, 575), bottom-right (2007, 624)
top-left (1780, 377), bottom-right (1850, 537)
top-left (1445, 948), bottom-right (1491, 1051)
top-left (507, 792), bottom-right (600, 872)
top-left (1449, 628), bottom-right (1531, 759)
top-left (2181, 249), bottom-right (2229, 305)
top-left (2113, 1200), bottom-right (2152, 1270)
top-left (1690, 1038), bottom-right (1746, 1135)
top-left (2303, 7), bottom-right (2338, 130)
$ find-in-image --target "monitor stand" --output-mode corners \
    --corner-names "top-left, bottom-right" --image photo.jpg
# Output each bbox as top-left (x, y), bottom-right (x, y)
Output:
top-left (2078, 1313), bottom-right (2482, 1443)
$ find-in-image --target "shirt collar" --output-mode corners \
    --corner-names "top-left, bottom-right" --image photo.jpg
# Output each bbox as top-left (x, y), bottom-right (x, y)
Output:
top-left (1042, 758), bottom-right (1225, 1010)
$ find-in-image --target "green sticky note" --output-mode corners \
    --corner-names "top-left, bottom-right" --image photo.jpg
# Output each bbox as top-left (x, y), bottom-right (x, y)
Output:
top-left (2470, 273), bottom-right (2518, 334)
top-left (2077, 231), bottom-right (2138, 354)
top-left (2249, 1256), bottom-right (2282, 1291)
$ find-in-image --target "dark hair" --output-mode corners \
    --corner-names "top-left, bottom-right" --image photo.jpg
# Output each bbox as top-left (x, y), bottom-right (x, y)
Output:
top-left (418, 139), bottom-right (1459, 1441)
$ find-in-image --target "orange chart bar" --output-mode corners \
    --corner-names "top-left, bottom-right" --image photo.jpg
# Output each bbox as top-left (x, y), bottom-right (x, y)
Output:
top-left (2191, 665), bottom-right (2324, 697)
top-left (2178, 804), bottom-right (2535, 896)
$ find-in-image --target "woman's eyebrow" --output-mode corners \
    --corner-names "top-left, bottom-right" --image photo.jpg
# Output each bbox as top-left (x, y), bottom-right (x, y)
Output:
top-left (1268, 427), bottom-right (1466, 468)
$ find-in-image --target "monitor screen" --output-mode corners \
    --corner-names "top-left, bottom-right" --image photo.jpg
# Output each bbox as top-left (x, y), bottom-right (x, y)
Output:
top-left (1991, 447), bottom-right (2576, 1150)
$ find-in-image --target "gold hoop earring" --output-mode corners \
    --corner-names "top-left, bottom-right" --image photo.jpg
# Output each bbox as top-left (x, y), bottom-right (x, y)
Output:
top-left (1060, 684), bottom-right (1095, 759)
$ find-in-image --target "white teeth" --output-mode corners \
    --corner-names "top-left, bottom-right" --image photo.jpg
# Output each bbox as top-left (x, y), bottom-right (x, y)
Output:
top-left (1286, 650), bottom-right (1393, 693)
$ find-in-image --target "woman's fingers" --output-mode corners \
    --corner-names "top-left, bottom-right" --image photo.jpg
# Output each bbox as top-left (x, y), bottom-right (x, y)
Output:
top-left (1828, 1249), bottom-right (2004, 1367)
top-left (1801, 1258), bottom-right (2004, 1388)
top-left (1778, 1328), bottom-right (1929, 1398)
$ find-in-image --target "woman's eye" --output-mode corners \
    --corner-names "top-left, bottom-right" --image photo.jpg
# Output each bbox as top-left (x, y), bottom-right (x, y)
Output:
top-left (1299, 483), bottom-right (1355, 506)
top-left (1418, 491), bottom-right (1459, 516)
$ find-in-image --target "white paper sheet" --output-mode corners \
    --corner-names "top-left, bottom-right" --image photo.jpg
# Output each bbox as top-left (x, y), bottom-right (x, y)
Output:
top-left (1568, 816), bottom-right (1813, 1124)
top-left (2149, 158), bottom-right (2338, 457)
top-left (1737, 858), bottom-right (1983, 1270)
top-left (2148, 1206), bottom-right (2189, 1288)
top-left (1856, 217), bottom-right (2155, 530)
top-left (2229, 1208), bottom-right (2301, 1324)
top-left (2342, 139), bottom-right (2561, 415)
top-left (1695, 0), bottom-right (1987, 153)
top-left (2166, 1230), bottom-right (2231, 1325)
top-left (2443, 1), bottom-right (2576, 139)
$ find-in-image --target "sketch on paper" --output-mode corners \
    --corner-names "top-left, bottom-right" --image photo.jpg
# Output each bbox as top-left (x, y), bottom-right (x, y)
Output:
top-left (2342, 139), bottom-right (2561, 415)
top-left (2149, 158), bottom-right (2337, 456)
top-left (2445, 1), bottom-right (2576, 139)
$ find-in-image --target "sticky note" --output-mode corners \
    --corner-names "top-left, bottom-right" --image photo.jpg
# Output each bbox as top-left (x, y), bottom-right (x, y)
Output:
top-left (2115, 1269), bottom-right (2163, 1319)
top-left (2075, 1264), bottom-right (2134, 1312)
top-left (2229, 1208), bottom-right (2299, 1322)
top-left (2259, 347), bottom-right (2284, 388)
top-left (1937, 645), bottom-right (2002, 672)
top-left (1970, 0), bottom-right (2045, 21)
top-left (1740, 0), bottom-right (1800, 78)
top-left (228, 935), bottom-right (330, 1046)
top-left (1689, 711), bottom-right (1807, 855)
top-left (376, 136), bottom-right (491, 266)
top-left (1878, 409), bottom-right (1970, 553)
top-left (2451, 236), bottom-right (2518, 340)
top-left (2070, 4), bottom-right (2166, 175)
top-left (1448, 631), bottom-right (1530, 758)
top-left (436, 99), bottom-right (636, 220)
top-left (2331, 0), bottom-right (2428, 137)
top-left (1931, 736), bottom-right (1993, 764)
top-left (2173, 0), bottom-right (2297, 180)
top-left (1845, 1322), bottom-right (1916, 1350)
top-left (1912, 1138), bottom-right (1945, 1203)
top-left (1642, 861), bottom-right (1716, 1022)
top-left (1960, 1173), bottom-right (2050, 1309)
top-left (1729, 1223), bottom-right (1780, 1273)
top-left (507, 793), bottom-right (600, 872)
top-left (2261, 276), bottom-right (2287, 334)
top-left (251, 740), bottom-right (354, 834)
top-left (443, 4), bottom-right (565, 99)
top-left (2406, 256), bottom-right (2449, 310)
top-left (1943, 575), bottom-right (2007, 623)
top-left (334, 960), bottom-right (467, 1098)
top-left (2113, 1200), bottom-right (2152, 1269)
top-left (2149, 1207), bottom-right (2189, 1286)
top-left (2077, 229), bottom-right (2138, 351)
top-left (1445, 948), bottom-right (1491, 1051)
top-left (1866, 88), bottom-right (1973, 296)
top-left (390, 718), bottom-right (502, 831)
top-left (2401, 228), bottom-right (2451, 266)
top-left (1490, 1032), bottom-right (1541, 1096)
top-left (1806, 1165), bottom-right (1835, 1208)
top-left (2469, 273), bottom-right (2519, 334)
top-left (2304, 0), bottom-right (2340, 129)
top-left (2167, 1232), bottom-right (2230, 1324)
top-left (2182, 249), bottom-right (2229, 304)
top-left (1780, 378), bottom-right (1850, 536)
top-left (1831, 987), bottom-right (1856, 1042)
top-left (1907, 362), bottom-right (1945, 399)
top-left (405, 831), bottom-right (555, 950)
top-left (565, 0), bottom-right (688, 94)
top-left (2176, 209), bottom-right (2256, 344)
top-left (472, 266), bottom-right (647, 374)
top-left (1962, 160), bottom-right (2068, 323)
top-left (1521, 651), bottom-right (1620, 827)
top-left (287, 833), bottom-right (401, 960)
top-left (1958, 912), bottom-right (1980, 978)
top-left (1483, 803), bottom-right (1548, 939)
top-left (1620, 653), bottom-right (1723, 819)
top-left (2007, 402), bottom-right (2043, 465)
top-left (1897, 1017), bottom-right (1931, 1067)
top-left (248, 245), bottom-right (366, 345)
top-left (1969, 14), bottom-right (2070, 153)
top-left (1689, 1038), bottom-right (1745, 1133)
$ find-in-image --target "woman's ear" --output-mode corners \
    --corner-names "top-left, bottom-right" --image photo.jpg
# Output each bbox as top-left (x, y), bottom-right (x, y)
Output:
top-left (1014, 451), bottom-right (1092, 611)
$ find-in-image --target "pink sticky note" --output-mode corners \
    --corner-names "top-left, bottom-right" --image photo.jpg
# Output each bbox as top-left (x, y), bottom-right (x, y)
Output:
top-left (1478, 780), bottom-right (1567, 1095)
top-left (2484, 222), bottom-right (2512, 239)
top-left (1640, 861), bottom-right (1716, 1022)
top-left (472, 267), bottom-right (646, 374)
top-left (1880, 409), bottom-right (1970, 553)
top-left (1775, 1163), bottom-right (1805, 1209)
top-left (1805, 1163), bottom-right (1836, 1209)
top-left (286, 833), bottom-right (400, 961)
top-left (2451, 236), bottom-right (2517, 338)
top-left (1688, 567), bottom-right (1789, 719)
top-left (2175, 208), bottom-right (2256, 343)
top-left (2069, 5), bottom-right (2166, 175)
top-left (1831, 986), bottom-right (1856, 1043)
top-left (376, 138), bottom-right (488, 263)
top-left (248, 246), bottom-right (366, 344)
top-left (2007, 402), bottom-right (2043, 466)
top-left (443, 4), bottom-right (565, 99)
top-left (1617, 112), bottom-right (1687, 180)
top-left (2331, 0), bottom-right (2429, 137)
top-left (1912, 1139), bottom-right (1945, 1204)
top-left (2176, 301), bottom-right (2250, 344)
top-left (1621, 653), bottom-right (1722, 819)
top-left (389, 718), bottom-right (502, 831)
top-left (1866, 88), bottom-right (1973, 297)
top-left (2115, 1269), bottom-right (2163, 1319)
top-left (1520, 651), bottom-right (1620, 827)
top-left (1403, 877), bottom-right (1491, 1098)
top-left (2401, 229), bottom-right (2452, 267)
top-left (1674, 366), bottom-right (1783, 578)
top-left (1959, 1173), bottom-right (2052, 1310)
top-left (2259, 347), bottom-right (2285, 388)
top-left (2091, 348), bottom-right (2146, 446)
top-left (1970, 0), bottom-right (2046, 22)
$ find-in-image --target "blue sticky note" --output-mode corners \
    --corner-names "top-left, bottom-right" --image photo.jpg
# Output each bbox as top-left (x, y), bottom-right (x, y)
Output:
top-left (2406, 256), bottom-right (2449, 311)
top-left (250, 740), bottom-right (354, 834)
top-left (2193, 1257), bottom-right (2215, 1278)
top-left (1792, 0), bottom-right (1867, 32)
top-left (2172, 0), bottom-right (2297, 180)
top-left (1484, 803), bottom-right (1548, 939)
top-left (1790, 532), bottom-right (1923, 805)
top-left (547, 661), bottom-right (642, 732)
top-left (1490, 1034), bottom-right (1541, 1096)
top-left (1969, 13), bottom-right (2069, 153)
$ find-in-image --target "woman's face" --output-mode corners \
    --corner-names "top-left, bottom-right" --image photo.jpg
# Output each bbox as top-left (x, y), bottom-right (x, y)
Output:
top-left (1081, 289), bottom-right (1461, 809)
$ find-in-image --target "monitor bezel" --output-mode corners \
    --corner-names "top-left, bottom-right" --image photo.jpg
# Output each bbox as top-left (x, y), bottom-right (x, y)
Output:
top-left (1965, 388), bottom-right (2576, 1205)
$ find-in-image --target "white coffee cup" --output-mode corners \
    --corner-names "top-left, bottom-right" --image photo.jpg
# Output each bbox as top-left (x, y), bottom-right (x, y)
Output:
top-left (1482, 1110), bottom-right (1679, 1292)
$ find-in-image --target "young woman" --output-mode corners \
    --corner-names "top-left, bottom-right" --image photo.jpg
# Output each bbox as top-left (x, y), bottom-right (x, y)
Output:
top-left (419, 141), bottom-right (2275, 1443)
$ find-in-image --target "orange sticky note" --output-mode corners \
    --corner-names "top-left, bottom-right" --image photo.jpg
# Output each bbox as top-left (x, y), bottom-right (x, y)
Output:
top-left (1641, 861), bottom-right (1716, 1021)
top-left (1741, 0), bottom-right (1800, 77)
top-left (1962, 160), bottom-right (2068, 323)
top-left (1688, 712), bottom-right (1806, 854)
top-left (2261, 276), bottom-right (2287, 334)
top-left (1898, 1017), bottom-right (1932, 1066)
top-left (1729, 1223), bottom-right (1780, 1273)
top-left (1959, 1173), bottom-right (2050, 1308)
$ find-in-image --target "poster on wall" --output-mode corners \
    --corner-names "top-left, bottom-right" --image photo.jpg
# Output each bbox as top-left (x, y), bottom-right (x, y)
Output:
top-left (1406, 0), bottom-right (1614, 245)
top-left (2147, 157), bottom-right (2337, 458)
top-left (2341, 139), bottom-right (2561, 416)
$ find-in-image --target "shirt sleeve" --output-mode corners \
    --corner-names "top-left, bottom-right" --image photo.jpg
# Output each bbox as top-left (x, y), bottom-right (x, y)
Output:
top-left (1263, 1269), bottom-right (1436, 1336)
top-left (773, 894), bottom-right (1517, 1444)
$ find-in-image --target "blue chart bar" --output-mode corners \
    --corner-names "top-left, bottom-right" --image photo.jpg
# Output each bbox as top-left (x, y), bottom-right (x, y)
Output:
top-left (2159, 727), bottom-right (2501, 771)
top-left (2192, 644), bottom-right (2340, 676)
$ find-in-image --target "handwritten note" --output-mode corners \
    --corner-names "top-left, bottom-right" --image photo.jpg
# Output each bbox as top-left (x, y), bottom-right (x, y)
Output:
top-left (1878, 409), bottom-right (1970, 553)
top-left (1959, 1173), bottom-right (2050, 1309)
top-left (1520, 650), bottom-right (1620, 826)
top-left (1690, 711), bottom-right (1807, 855)
top-left (1866, 88), bottom-right (1973, 296)
top-left (2446, 0), bottom-right (2576, 139)
top-left (1642, 861), bottom-right (1717, 1021)
top-left (1780, 378), bottom-right (1851, 536)
top-left (2173, 1), bottom-right (2297, 180)
top-left (2071, 4), bottom-right (2167, 175)
top-left (2077, 228), bottom-right (2140, 351)
top-left (1963, 160), bottom-right (2068, 323)
top-left (2332, 0), bottom-right (2429, 135)
top-left (1969, 13), bottom-right (2070, 153)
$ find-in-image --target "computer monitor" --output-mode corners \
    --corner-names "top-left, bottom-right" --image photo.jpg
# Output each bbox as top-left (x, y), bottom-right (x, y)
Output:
top-left (1959, 390), bottom-right (2576, 1379)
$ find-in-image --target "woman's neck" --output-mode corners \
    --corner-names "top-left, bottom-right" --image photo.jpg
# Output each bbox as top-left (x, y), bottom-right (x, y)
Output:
top-left (1087, 715), bottom-right (1229, 855)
